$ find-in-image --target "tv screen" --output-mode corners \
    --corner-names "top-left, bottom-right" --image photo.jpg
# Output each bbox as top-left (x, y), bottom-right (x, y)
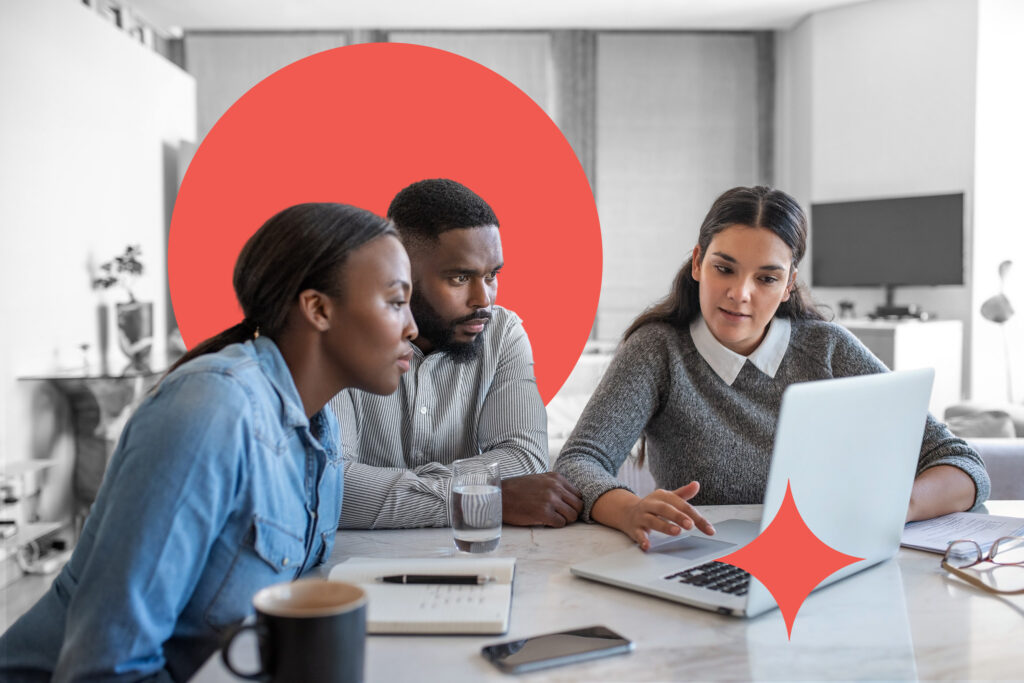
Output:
top-left (810, 193), bottom-right (964, 287)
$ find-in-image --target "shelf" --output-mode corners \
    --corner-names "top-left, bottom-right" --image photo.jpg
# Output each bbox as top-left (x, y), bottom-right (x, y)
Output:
top-left (17, 371), bottom-right (163, 382)
top-left (1, 459), bottom-right (58, 480)
top-left (0, 521), bottom-right (63, 553)
top-left (842, 320), bottom-right (963, 418)
top-left (0, 490), bottom-right (39, 511)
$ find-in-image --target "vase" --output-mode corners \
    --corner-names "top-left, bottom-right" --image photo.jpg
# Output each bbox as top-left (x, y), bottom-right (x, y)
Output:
top-left (96, 303), bottom-right (110, 376)
top-left (116, 301), bottom-right (153, 375)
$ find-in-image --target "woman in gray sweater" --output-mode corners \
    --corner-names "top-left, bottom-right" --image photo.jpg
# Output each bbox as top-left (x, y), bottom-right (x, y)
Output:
top-left (554, 186), bottom-right (989, 550)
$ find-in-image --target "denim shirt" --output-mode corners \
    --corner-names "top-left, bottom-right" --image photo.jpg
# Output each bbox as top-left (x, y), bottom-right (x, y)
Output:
top-left (0, 337), bottom-right (343, 682)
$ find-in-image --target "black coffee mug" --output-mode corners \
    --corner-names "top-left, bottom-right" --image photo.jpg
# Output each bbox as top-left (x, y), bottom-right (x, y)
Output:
top-left (222, 579), bottom-right (367, 683)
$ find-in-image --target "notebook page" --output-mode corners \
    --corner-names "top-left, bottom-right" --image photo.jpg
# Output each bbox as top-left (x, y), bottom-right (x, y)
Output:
top-left (329, 557), bottom-right (515, 634)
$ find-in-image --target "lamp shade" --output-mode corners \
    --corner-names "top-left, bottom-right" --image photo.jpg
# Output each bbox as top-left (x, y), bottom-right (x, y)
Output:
top-left (981, 293), bottom-right (1014, 324)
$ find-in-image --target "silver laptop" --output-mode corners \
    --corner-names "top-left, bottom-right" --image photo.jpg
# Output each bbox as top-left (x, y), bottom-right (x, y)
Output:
top-left (570, 368), bottom-right (934, 618)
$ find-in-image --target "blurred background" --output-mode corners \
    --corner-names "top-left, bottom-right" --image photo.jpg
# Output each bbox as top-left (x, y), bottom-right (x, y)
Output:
top-left (1, 0), bottom-right (1022, 591)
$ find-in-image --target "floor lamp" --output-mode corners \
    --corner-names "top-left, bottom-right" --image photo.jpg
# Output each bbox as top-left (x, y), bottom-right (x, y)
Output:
top-left (980, 260), bottom-right (1015, 402)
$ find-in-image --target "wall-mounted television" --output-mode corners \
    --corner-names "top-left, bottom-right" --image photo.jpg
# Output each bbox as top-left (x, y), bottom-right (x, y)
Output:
top-left (810, 192), bottom-right (964, 316)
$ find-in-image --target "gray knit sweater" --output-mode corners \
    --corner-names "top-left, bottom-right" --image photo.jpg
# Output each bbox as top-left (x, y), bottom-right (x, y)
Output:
top-left (554, 318), bottom-right (991, 520)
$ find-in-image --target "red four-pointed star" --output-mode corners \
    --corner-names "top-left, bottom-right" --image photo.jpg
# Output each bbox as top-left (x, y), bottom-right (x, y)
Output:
top-left (717, 481), bottom-right (863, 638)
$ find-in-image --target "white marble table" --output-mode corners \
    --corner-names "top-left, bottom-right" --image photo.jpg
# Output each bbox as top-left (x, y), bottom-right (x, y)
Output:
top-left (195, 502), bottom-right (1023, 681)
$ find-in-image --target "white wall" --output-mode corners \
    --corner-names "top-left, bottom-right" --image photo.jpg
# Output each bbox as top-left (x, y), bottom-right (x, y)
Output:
top-left (776, 0), bottom-right (978, 395)
top-left (971, 0), bottom-right (1024, 402)
top-left (0, 0), bottom-right (195, 512)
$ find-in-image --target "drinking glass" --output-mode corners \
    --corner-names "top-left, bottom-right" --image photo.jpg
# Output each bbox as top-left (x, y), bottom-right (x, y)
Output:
top-left (450, 458), bottom-right (502, 553)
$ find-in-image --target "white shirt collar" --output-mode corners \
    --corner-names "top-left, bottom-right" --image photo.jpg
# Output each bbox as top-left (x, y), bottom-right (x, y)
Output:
top-left (689, 315), bottom-right (791, 386)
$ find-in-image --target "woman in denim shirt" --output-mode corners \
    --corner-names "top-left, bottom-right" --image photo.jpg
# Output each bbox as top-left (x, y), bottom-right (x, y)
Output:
top-left (0, 203), bottom-right (418, 681)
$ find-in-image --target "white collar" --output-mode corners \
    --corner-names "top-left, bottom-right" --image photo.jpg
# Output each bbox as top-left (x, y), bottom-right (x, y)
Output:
top-left (689, 315), bottom-right (791, 386)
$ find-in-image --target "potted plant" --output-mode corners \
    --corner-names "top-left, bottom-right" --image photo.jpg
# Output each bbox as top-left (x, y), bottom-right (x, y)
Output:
top-left (92, 245), bottom-right (152, 375)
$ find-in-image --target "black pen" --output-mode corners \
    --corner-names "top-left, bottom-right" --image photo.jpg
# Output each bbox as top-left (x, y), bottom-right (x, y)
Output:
top-left (377, 574), bottom-right (494, 585)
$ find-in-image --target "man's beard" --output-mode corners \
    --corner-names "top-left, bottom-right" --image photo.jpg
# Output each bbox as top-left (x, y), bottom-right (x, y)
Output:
top-left (410, 289), bottom-right (488, 363)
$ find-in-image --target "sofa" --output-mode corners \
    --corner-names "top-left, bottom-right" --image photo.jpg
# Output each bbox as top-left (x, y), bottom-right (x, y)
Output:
top-left (944, 402), bottom-right (1024, 500)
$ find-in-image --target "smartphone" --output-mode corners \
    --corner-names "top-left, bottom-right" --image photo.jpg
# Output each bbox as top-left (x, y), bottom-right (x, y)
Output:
top-left (481, 625), bottom-right (633, 674)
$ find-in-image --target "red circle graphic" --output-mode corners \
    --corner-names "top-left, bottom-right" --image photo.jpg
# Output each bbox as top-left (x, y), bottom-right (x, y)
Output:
top-left (169, 43), bottom-right (601, 403)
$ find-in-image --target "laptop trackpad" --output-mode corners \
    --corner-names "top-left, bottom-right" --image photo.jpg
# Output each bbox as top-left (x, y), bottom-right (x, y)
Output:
top-left (649, 535), bottom-right (736, 560)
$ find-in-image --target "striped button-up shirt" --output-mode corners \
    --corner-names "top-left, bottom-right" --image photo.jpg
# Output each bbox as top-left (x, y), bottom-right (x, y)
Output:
top-left (330, 306), bottom-right (549, 528)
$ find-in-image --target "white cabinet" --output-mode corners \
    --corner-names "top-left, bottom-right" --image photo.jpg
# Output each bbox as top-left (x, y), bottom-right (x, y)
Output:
top-left (841, 319), bottom-right (963, 418)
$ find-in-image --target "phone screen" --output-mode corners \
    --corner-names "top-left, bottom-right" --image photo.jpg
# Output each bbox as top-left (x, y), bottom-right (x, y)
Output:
top-left (481, 625), bottom-right (633, 673)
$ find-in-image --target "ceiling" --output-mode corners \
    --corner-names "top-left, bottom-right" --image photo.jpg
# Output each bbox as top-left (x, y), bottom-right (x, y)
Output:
top-left (127, 0), bottom-right (869, 34)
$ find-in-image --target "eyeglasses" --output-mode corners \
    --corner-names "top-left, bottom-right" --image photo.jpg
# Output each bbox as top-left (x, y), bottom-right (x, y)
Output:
top-left (941, 536), bottom-right (1024, 595)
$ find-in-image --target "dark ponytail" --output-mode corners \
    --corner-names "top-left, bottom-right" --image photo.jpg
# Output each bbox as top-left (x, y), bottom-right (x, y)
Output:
top-left (623, 185), bottom-right (824, 343)
top-left (167, 203), bottom-right (396, 374)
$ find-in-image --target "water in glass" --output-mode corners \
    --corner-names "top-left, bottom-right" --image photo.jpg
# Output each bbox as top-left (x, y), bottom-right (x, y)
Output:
top-left (450, 458), bottom-right (501, 553)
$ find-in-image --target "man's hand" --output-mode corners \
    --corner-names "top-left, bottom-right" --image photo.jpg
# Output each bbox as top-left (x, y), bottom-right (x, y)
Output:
top-left (501, 473), bottom-right (583, 527)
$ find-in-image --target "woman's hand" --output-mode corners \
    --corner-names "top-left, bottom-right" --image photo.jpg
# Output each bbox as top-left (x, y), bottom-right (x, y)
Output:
top-left (592, 481), bottom-right (716, 551)
top-left (906, 465), bottom-right (977, 522)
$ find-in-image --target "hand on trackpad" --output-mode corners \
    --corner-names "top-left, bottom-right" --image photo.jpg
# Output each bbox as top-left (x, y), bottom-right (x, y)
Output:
top-left (648, 534), bottom-right (736, 560)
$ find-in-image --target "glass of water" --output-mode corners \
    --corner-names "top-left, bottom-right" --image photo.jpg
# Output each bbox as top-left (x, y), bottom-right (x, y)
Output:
top-left (450, 458), bottom-right (502, 553)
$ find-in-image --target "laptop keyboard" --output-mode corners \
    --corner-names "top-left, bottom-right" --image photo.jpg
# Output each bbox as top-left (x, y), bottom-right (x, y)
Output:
top-left (665, 561), bottom-right (751, 595)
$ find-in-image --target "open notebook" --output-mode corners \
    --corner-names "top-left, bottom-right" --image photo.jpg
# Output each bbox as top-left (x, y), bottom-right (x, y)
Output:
top-left (328, 556), bottom-right (516, 634)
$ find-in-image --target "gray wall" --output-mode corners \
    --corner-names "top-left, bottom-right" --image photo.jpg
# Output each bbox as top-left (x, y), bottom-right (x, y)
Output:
top-left (596, 32), bottom-right (768, 339)
top-left (181, 29), bottom-right (769, 342)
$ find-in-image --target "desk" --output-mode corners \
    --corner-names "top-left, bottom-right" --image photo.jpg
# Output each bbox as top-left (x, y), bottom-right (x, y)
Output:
top-left (195, 502), bottom-right (1022, 681)
top-left (16, 373), bottom-right (161, 531)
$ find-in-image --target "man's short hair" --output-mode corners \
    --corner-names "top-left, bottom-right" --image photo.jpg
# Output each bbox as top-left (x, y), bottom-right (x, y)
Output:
top-left (386, 178), bottom-right (499, 245)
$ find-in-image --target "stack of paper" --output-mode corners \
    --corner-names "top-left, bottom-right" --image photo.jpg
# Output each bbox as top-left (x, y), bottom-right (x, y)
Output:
top-left (901, 512), bottom-right (1024, 554)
